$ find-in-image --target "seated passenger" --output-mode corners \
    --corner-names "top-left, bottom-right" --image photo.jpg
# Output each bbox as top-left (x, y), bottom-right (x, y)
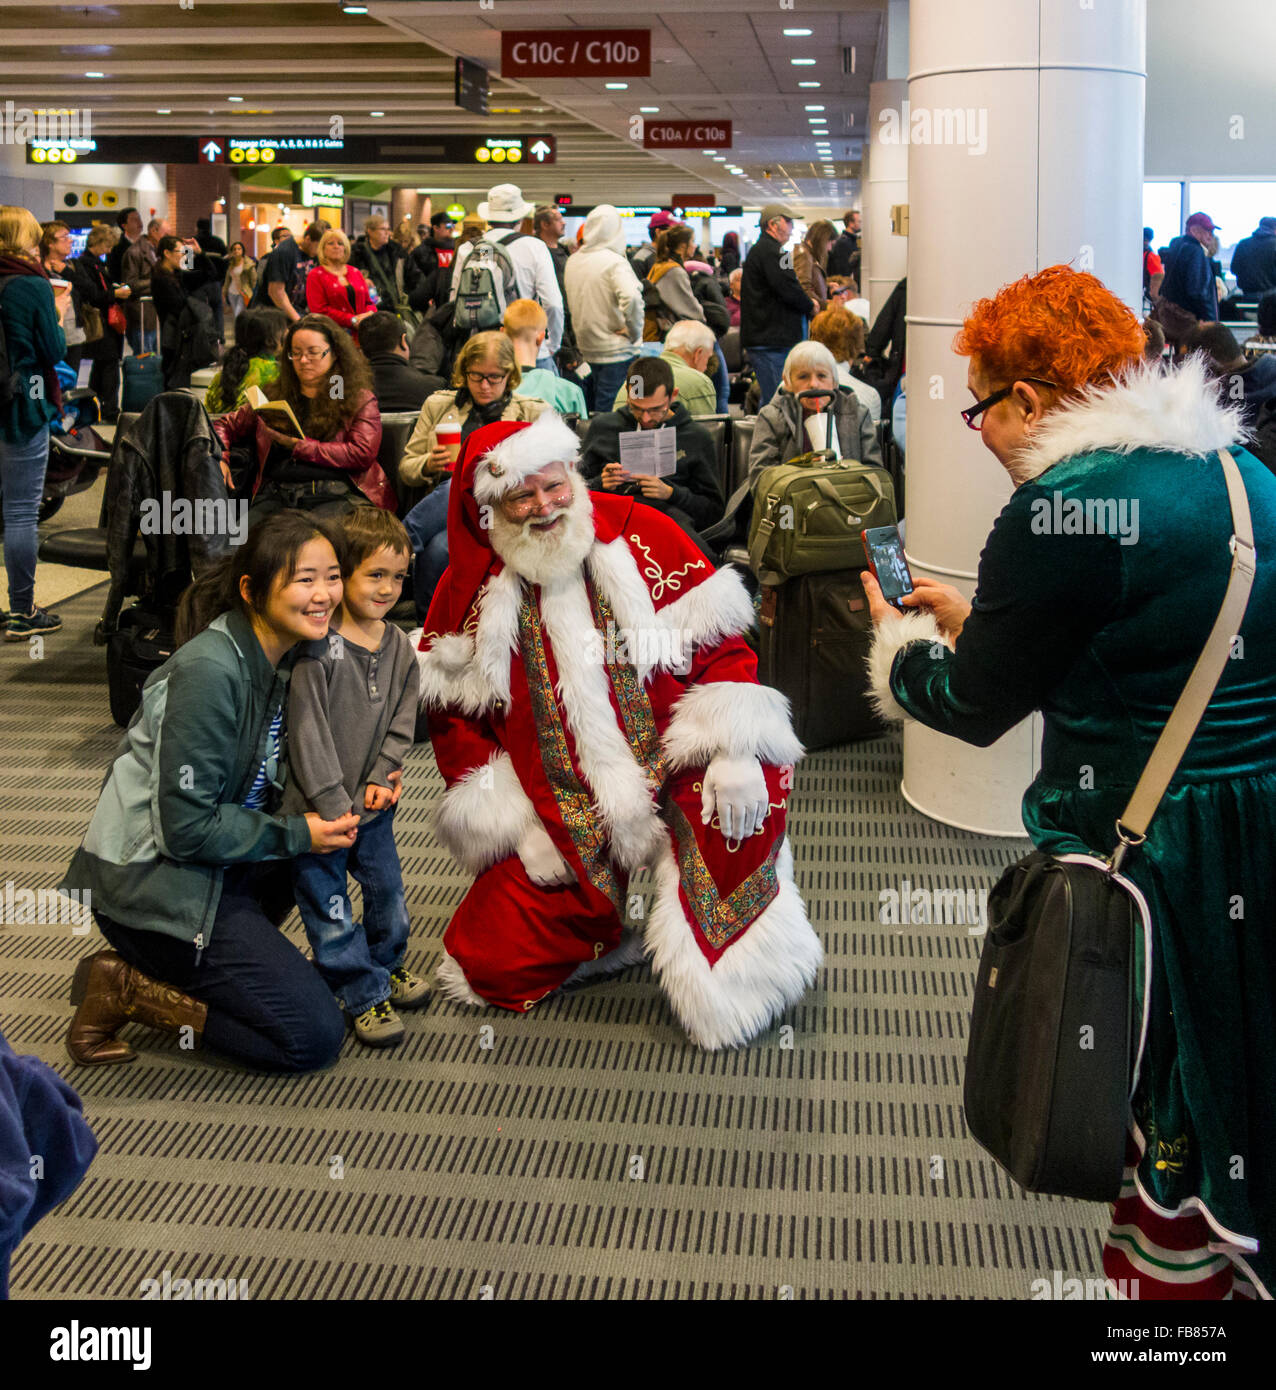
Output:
top-left (61, 512), bottom-right (360, 1073)
top-left (810, 304), bottom-right (883, 423)
top-left (357, 310), bottom-right (445, 413)
top-left (204, 306), bottom-right (287, 414)
top-left (504, 298), bottom-right (587, 416)
top-left (213, 313), bottom-right (391, 519)
top-left (580, 354), bottom-right (724, 553)
top-left (1183, 321), bottom-right (1276, 428)
top-left (399, 331), bottom-right (545, 618)
top-left (746, 340), bottom-right (882, 488)
top-left (611, 318), bottom-right (719, 418)
top-left (305, 229), bottom-right (376, 339)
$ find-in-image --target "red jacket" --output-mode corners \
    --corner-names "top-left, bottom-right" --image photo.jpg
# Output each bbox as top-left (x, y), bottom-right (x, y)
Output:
top-left (213, 388), bottom-right (393, 510)
top-left (305, 264), bottom-right (373, 333)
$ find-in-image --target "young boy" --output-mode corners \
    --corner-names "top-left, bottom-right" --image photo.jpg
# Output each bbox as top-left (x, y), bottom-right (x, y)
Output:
top-left (283, 509), bottom-right (426, 1047)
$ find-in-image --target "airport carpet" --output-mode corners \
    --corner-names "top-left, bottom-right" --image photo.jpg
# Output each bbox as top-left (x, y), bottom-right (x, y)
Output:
top-left (1, 586), bottom-right (1110, 1300)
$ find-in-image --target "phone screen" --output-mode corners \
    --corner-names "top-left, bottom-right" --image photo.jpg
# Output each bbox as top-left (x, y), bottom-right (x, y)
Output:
top-left (862, 526), bottom-right (914, 604)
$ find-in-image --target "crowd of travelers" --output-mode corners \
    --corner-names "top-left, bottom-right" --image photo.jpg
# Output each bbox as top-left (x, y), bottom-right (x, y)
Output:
top-left (3, 170), bottom-right (1276, 1302)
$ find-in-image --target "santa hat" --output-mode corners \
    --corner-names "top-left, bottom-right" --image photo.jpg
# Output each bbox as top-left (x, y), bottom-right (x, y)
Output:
top-left (471, 409), bottom-right (582, 505)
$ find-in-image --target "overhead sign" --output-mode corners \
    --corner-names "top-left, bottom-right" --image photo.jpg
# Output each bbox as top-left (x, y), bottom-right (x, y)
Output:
top-left (555, 194), bottom-right (572, 207)
top-left (671, 194), bottom-right (720, 208)
top-left (26, 132), bottom-right (550, 167)
top-left (563, 205), bottom-right (743, 219)
top-left (27, 135), bottom-right (208, 164)
top-left (501, 29), bottom-right (650, 79)
top-left (643, 120), bottom-right (732, 150)
top-left (445, 203), bottom-right (467, 220)
top-left (471, 135), bottom-right (555, 165)
top-left (295, 176), bottom-right (345, 205)
top-left (455, 56), bottom-right (490, 117)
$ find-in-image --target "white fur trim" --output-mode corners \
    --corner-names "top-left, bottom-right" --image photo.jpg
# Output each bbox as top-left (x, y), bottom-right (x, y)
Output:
top-left (1012, 356), bottom-right (1247, 483)
top-left (473, 411), bottom-right (582, 504)
top-left (435, 951), bottom-right (488, 1008)
top-left (471, 566), bottom-right (521, 708)
top-left (415, 569), bottom-right (521, 715)
top-left (656, 564), bottom-right (756, 652)
top-left (586, 538), bottom-right (754, 684)
top-left (865, 611), bottom-right (943, 724)
top-left (645, 836), bottom-right (821, 1050)
top-left (433, 752), bottom-right (538, 875)
top-left (663, 681), bottom-right (804, 771)
top-left (537, 572), bottom-right (666, 870)
top-left (560, 928), bottom-right (648, 987)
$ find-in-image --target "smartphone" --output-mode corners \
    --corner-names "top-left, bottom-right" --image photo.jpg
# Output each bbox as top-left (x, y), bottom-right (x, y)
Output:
top-left (861, 525), bottom-right (914, 610)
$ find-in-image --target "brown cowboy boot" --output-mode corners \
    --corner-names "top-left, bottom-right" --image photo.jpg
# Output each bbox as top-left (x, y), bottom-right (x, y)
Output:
top-left (67, 949), bottom-right (209, 1066)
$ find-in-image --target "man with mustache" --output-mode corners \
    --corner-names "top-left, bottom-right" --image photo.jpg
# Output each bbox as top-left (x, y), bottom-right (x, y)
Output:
top-left (415, 412), bottom-right (820, 1049)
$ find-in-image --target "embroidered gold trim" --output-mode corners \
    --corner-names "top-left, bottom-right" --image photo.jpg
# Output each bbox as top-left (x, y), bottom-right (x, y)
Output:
top-left (627, 533), bottom-right (707, 602)
top-left (519, 588), bottom-right (625, 916)
top-left (666, 799), bottom-right (781, 950)
top-left (589, 582), bottom-right (667, 796)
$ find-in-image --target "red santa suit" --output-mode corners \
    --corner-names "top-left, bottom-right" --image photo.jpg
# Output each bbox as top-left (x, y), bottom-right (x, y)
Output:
top-left (415, 412), bottom-right (822, 1049)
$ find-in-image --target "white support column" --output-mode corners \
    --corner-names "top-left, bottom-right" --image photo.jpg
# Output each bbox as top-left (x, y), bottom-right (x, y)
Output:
top-left (901, 0), bottom-right (1146, 836)
top-left (865, 78), bottom-right (909, 325)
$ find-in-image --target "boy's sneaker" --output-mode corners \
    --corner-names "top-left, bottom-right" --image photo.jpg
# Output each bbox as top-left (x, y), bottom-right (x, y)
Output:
top-left (4, 607), bottom-right (62, 641)
top-left (352, 1000), bottom-right (405, 1047)
top-left (388, 965), bottom-right (430, 1009)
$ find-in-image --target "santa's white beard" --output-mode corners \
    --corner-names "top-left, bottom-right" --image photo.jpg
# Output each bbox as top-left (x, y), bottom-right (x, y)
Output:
top-left (488, 471), bottom-right (595, 586)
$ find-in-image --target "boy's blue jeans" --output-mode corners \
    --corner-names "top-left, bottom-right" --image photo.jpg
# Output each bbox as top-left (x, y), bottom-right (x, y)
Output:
top-left (292, 806), bottom-right (409, 1015)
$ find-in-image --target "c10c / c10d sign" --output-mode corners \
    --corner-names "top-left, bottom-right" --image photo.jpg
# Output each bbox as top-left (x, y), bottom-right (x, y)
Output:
top-left (643, 120), bottom-right (732, 150)
top-left (501, 29), bottom-right (650, 79)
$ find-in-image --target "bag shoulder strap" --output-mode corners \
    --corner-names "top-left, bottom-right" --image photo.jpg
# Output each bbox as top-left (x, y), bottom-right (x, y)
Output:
top-left (1113, 448), bottom-right (1255, 865)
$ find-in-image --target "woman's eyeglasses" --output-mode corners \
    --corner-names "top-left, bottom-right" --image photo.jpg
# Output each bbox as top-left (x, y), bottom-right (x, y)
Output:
top-left (466, 371), bottom-right (508, 387)
top-left (960, 379), bottom-right (1058, 430)
top-left (290, 347), bottom-right (332, 362)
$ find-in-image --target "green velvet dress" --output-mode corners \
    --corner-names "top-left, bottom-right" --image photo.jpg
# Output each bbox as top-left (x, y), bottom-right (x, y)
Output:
top-left (885, 387), bottom-right (1276, 1296)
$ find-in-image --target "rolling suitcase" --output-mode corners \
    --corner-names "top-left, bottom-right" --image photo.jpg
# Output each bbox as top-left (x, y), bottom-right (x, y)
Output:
top-left (107, 604), bottom-right (175, 727)
top-left (120, 297), bottom-right (164, 413)
top-left (756, 569), bottom-right (885, 751)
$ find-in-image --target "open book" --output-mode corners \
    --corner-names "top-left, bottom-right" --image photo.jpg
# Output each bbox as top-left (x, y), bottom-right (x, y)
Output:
top-left (244, 385), bottom-right (304, 438)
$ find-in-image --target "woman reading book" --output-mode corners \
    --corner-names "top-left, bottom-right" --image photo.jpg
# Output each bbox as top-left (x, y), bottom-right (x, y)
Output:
top-left (212, 313), bottom-right (393, 518)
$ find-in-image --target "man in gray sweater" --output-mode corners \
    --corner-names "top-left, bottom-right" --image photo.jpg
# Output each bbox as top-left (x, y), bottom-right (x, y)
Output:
top-left (283, 509), bottom-right (426, 1047)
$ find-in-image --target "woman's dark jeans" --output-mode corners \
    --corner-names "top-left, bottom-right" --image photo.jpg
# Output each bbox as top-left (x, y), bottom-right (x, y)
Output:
top-left (96, 863), bottom-right (345, 1073)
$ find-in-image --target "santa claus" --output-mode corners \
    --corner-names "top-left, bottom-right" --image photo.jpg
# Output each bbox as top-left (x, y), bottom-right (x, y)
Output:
top-left (414, 411), bottom-right (821, 1048)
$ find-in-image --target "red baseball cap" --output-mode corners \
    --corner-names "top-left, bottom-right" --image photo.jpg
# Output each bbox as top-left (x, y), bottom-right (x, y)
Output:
top-left (1185, 212), bottom-right (1219, 233)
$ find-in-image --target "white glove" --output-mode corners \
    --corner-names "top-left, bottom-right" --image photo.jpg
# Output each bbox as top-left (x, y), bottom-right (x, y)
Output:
top-left (517, 823), bottom-right (576, 887)
top-left (701, 755), bottom-right (769, 840)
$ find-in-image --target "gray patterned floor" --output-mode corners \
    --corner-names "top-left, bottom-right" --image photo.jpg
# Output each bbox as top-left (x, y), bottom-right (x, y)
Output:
top-left (1, 586), bottom-right (1109, 1299)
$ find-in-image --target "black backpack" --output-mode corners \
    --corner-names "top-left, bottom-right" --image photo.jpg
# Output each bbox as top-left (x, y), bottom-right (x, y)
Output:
top-left (0, 277), bottom-right (33, 408)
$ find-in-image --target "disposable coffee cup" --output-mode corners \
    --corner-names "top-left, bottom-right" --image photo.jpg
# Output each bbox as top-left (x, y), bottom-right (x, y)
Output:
top-left (436, 420), bottom-right (463, 467)
top-left (49, 277), bottom-right (71, 291)
top-left (804, 412), bottom-right (829, 452)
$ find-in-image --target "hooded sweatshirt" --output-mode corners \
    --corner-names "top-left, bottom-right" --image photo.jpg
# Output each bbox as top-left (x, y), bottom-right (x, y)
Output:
top-left (564, 204), bottom-right (645, 364)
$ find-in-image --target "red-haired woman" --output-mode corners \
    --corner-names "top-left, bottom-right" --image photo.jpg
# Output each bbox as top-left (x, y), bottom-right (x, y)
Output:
top-left (864, 265), bottom-right (1276, 1301)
